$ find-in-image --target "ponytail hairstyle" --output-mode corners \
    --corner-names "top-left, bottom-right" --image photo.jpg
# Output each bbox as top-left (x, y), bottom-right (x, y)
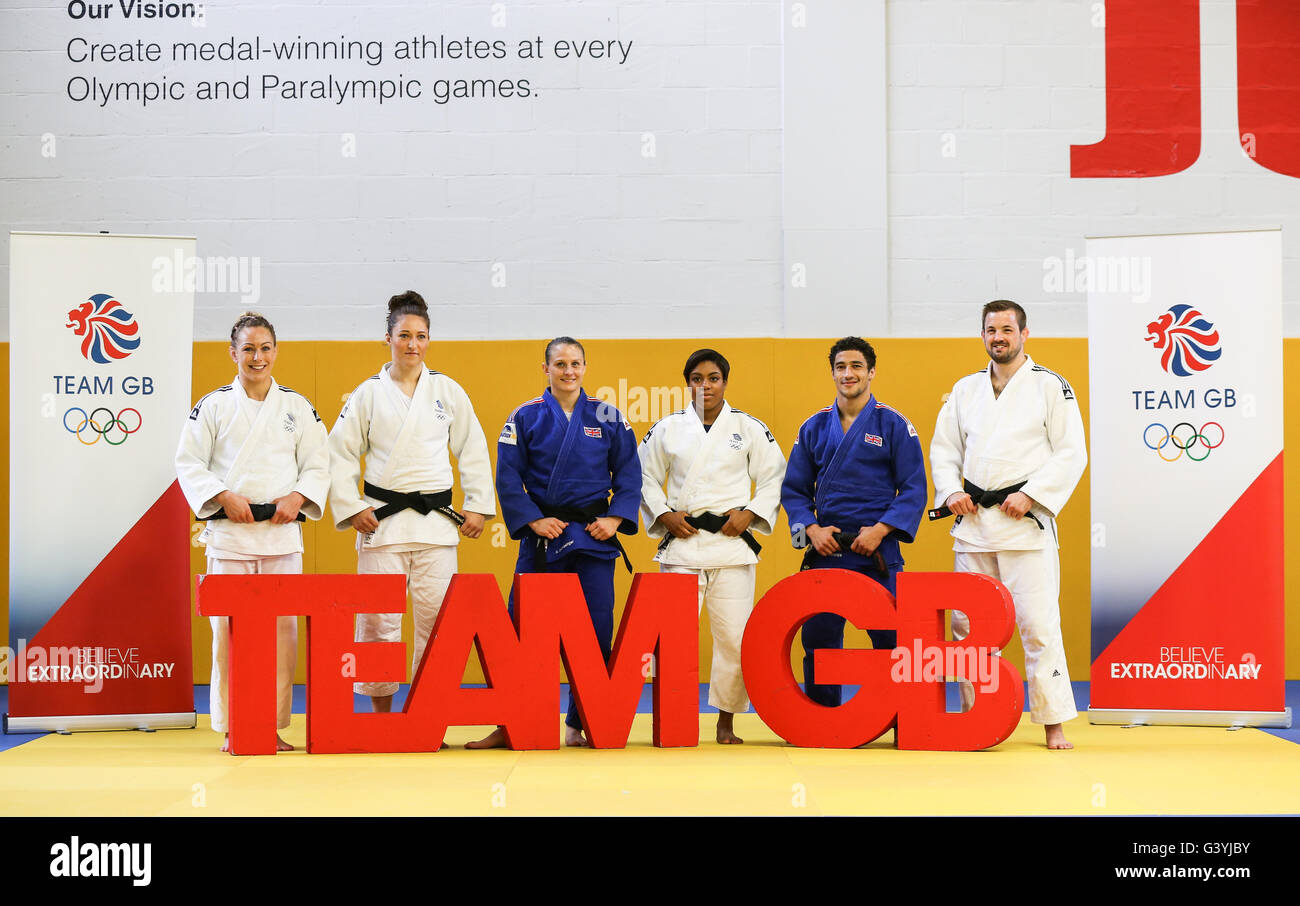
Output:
top-left (230, 311), bottom-right (276, 346)
top-left (387, 290), bottom-right (430, 333)
top-left (545, 336), bottom-right (585, 364)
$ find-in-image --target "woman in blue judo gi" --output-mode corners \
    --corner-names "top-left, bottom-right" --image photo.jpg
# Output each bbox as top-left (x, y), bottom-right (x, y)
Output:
top-left (467, 337), bottom-right (642, 748)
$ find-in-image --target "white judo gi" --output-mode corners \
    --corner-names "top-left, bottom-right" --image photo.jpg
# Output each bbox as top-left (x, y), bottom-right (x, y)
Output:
top-left (175, 377), bottom-right (331, 734)
top-left (638, 403), bottom-right (786, 714)
top-left (930, 355), bottom-right (1087, 724)
top-left (328, 364), bottom-right (495, 697)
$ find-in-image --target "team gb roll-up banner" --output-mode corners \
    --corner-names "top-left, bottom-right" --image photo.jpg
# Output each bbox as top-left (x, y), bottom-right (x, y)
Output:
top-left (1087, 229), bottom-right (1289, 727)
top-left (7, 232), bottom-right (195, 732)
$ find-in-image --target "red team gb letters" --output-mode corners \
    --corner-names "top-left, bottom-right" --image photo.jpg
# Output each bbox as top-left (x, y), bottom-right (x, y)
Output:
top-left (197, 569), bottom-right (1025, 755)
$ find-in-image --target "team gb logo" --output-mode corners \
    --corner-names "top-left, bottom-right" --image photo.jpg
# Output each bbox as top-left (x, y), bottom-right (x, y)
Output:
top-left (66, 293), bottom-right (141, 364)
top-left (1144, 304), bottom-right (1221, 377)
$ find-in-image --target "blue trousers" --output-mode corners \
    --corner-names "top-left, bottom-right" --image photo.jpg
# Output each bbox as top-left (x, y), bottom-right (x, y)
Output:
top-left (511, 543), bottom-right (617, 731)
top-left (801, 562), bottom-right (899, 708)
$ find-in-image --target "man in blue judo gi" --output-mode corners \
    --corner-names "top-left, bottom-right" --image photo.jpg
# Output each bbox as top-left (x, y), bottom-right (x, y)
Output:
top-left (780, 337), bottom-right (928, 709)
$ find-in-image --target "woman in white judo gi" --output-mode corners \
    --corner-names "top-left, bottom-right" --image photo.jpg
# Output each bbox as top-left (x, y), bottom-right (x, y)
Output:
top-left (638, 349), bottom-right (786, 744)
top-left (328, 291), bottom-right (496, 717)
top-left (175, 312), bottom-right (331, 752)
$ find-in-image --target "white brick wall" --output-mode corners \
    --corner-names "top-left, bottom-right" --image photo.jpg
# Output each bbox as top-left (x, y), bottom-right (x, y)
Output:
top-left (3, 0), bottom-right (1299, 339)
top-left (0, 0), bottom-right (785, 340)
top-left (887, 0), bottom-right (1300, 336)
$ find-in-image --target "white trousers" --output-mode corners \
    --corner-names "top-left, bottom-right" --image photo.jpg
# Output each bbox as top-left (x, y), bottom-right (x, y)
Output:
top-left (660, 563), bottom-right (756, 714)
top-left (207, 553), bottom-right (300, 734)
top-left (952, 548), bottom-right (1077, 725)
top-left (353, 545), bottom-right (458, 697)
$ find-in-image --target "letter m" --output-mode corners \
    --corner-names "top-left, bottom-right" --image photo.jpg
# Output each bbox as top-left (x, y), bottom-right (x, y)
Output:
top-left (206, 256), bottom-right (242, 293)
top-left (515, 572), bottom-right (699, 747)
top-left (101, 843), bottom-right (128, 877)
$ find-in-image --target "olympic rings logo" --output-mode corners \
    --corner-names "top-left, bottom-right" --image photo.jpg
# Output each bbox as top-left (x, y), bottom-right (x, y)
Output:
top-left (1142, 422), bottom-right (1224, 462)
top-left (63, 407), bottom-right (143, 446)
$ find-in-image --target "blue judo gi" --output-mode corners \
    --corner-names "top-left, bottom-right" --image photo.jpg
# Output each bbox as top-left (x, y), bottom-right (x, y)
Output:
top-left (496, 388), bottom-right (641, 731)
top-left (780, 396), bottom-right (928, 707)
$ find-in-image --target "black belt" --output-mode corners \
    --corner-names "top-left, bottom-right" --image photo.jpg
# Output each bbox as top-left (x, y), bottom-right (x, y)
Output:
top-left (927, 480), bottom-right (1043, 529)
top-left (535, 502), bottom-right (633, 574)
top-left (656, 511), bottom-right (762, 557)
top-left (364, 482), bottom-right (466, 526)
top-left (798, 529), bottom-right (887, 579)
top-left (208, 504), bottom-right (305, 523)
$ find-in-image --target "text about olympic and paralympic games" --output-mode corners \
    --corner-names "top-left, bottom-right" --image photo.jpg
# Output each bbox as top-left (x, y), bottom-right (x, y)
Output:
top-left (62, 31), bottom-right (636, 108)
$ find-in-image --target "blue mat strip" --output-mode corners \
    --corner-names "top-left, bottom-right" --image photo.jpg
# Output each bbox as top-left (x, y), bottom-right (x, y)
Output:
top-left (3, 681), bottom-right (1295, 748)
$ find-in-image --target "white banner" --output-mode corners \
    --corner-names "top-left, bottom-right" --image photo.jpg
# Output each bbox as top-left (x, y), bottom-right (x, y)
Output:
top-left (1087, 229), bottom-right (1286, 722)
top-left (8, 231), bottom-right (195, 726)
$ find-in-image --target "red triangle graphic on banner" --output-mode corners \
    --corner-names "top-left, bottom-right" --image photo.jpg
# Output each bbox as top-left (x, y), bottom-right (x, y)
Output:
top-left (10, 482), bottom-right (194, 718)
top-left (1090, 453), bottom-right (1284, 712)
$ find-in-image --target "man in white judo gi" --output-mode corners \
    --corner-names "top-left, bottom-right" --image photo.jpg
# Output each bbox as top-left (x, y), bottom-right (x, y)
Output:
top-left (930, 299), bottom-right (1088, 750)
top-left (639, 349), bottom-right (786, 744)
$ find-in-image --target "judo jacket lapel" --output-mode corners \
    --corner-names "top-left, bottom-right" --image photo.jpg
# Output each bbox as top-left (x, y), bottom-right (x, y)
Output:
top-left (676, 402), bottom-right (733, 510)
top-left (222, 376), bottom-right (281, 487)
top-left (543, 388), bottom-right (588, 501)
top-left (374, 364), bottom-right (426, 489)
top-left (813, 396), bottom-right (872, 516)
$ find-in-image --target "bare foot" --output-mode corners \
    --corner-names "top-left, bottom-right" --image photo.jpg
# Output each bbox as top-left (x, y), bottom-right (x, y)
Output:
top-left (716, 711), bottom-right (744, 745)
top-left (564, 726), bottom-right (590, 747)
top-left (1045, 723), bottom-right (1073, 750)
top-left (466, 727), bottom-right (509, 749)
top-left (221, 733), bottom-right (294, 753)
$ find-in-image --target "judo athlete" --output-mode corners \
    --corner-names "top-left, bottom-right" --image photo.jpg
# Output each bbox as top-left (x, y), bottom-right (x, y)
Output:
top-left (638, 348), bottom-right (786, 744)
top-left (176, 312), bottom-right (331, 752)
top-left (328, 291), bottom-right (496, 715)
top-left (780, 337), bottom-right (928, 710)
top-left (929, 299), bottom-right (1087, 750)
top-left (467, 337), bottom-right (641, 749)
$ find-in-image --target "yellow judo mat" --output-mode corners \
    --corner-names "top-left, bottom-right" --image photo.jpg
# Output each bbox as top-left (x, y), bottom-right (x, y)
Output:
top-left (2, 714), bottom-right (1297, 816)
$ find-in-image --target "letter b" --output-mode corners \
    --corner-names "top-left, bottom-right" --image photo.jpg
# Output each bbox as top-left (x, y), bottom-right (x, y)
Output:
top-left (892, 572), bottom-right (1023, 751)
